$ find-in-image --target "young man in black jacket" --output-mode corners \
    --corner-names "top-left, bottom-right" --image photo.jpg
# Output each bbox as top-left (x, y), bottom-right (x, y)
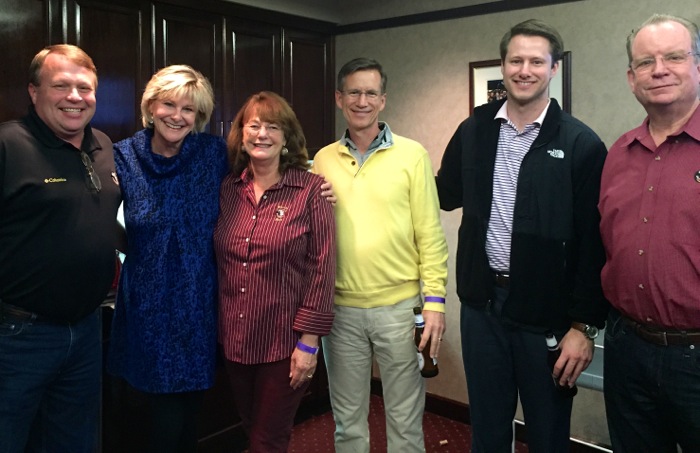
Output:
top-left (436, 19), bottom-right (608, 453)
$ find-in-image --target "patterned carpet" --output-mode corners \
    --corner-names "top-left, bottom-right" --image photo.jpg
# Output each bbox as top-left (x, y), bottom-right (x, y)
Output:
top-left (289, 395), bottom-right (529, 452)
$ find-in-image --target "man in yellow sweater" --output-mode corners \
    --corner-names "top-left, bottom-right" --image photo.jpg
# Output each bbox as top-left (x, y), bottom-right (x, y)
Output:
top-left (312, 57), bottom-right (448, 453)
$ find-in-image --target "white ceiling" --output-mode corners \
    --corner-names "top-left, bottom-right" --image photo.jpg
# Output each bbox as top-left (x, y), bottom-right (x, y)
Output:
top-left (225, 0), bottom-right (495, 25)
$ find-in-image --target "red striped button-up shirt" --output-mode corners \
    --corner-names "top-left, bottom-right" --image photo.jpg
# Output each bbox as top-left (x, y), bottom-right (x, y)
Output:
top-left (214, 167), bottom-right (336, 364)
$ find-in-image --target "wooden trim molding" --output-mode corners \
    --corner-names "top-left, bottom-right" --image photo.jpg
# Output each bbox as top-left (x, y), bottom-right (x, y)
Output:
top-left (157, 0), bottom-right (336, 34)
top-left (335, 0), bottom-right (586, 34)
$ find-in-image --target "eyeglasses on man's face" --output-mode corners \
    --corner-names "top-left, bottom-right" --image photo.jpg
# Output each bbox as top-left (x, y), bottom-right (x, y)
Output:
top-left (340, 89), bottom-right (383, 100)
top-left (630, 51), bottom-right (698, 73)
top-left (80, 151), bottom-right (102, 192)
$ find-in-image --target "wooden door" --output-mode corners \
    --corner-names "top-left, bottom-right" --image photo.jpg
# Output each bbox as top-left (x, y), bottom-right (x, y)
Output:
top-left (153, 4), bottom-right (224, 136)
top-left (65, 0), bottom-right (149, 142)
top-left (0, 0), bottom-right (53, 123)
top-left (224, 17), bottom-right (281, 137)
top-left (283, 30), bottom-right (334, 157)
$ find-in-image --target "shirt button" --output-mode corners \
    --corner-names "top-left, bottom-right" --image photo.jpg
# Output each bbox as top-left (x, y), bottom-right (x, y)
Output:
top-left (648, 186), bottom-right (654, 191)
top-left (655, 156), bottom-right (661, 161)
top-left (642, 217), bottom-right (648, 223)
top-left (243, 262), bottom-right (247, 267)
top-left (638, 284), bottom-right (645, 290)
top-left (240, 287), bottom-right (246, 293)
top-left (638, 249), bottom-right (644, 255)
top-left (351, 161), bottom-right (356, 166)
top-left (252, 215), bottom-right (256, 220)
top-left (263, 195), bottom-right (268, 199)
top-left (245, 237), bottom-right (250, 242)
top-left (239, 313), bottom-right (244, 318)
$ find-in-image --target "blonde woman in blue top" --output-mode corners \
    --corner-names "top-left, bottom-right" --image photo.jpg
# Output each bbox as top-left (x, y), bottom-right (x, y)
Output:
top-left (108, 65), bottom-right (228, 453)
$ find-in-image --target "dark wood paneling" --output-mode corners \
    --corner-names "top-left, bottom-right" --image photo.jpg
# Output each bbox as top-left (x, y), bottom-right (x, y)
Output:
top-left (284, 30), bottom-right (334, 157)
top-left (0, 0), bottom-right (49, 123)
top-left (153, 4), bottom-right (224, 135)
top-left (162, 0), bottom-right (335, 35)
top-left (225, 18), bottom-right (281, 136)
top-left (70, 0), bottom-right (148, 142)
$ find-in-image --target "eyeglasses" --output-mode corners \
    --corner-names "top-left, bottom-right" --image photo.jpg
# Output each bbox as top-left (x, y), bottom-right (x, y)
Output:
top-left (341, 89), bottom-right (382, 100)
top-left (630, 51), bottom-right (698, 73)
top-left (245, 123), bottom-right (282, 135)
top-left (80, 151), bottom-right (102, 192)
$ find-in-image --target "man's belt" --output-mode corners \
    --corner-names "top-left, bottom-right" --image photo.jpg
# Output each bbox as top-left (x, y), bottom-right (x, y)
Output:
top-left (491, 270), bottom-right (510, 289)
top-left (622, 316), bottom-right (700, 346)
top-left (0, 301), bottom-right (52, 324)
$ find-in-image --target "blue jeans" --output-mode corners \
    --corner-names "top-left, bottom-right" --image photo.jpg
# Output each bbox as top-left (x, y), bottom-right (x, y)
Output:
top-left (460, 286), bottom-right (573, 453)
top-left (604, 309), bottom-right (700, 453)
top-left (0, 310), bottom-right (101, 453)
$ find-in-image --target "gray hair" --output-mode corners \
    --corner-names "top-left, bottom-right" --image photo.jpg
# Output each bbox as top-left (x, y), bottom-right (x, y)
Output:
top-left (626, 14), bottom-right (700, 65)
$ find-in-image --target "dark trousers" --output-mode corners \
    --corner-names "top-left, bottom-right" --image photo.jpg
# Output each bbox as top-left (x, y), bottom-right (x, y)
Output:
top-left (147, 390), bottom-right (205, 453)
top-left (460, 286), bottom-right (573, 453)
top-left (225, 358), bottom-right (309, 453)
top-left (604, 309), bottom-right (700, 453)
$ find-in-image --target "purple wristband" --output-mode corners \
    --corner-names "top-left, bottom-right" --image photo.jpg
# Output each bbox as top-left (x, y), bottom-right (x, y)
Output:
top-left (424, 296), bottom-right (446, 304)
top-left (296, 340), bottom-right (319, 355)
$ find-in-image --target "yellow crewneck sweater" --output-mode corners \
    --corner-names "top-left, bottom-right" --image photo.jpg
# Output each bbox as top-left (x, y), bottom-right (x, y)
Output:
top-left (313, 132), bottom-right (448, 313)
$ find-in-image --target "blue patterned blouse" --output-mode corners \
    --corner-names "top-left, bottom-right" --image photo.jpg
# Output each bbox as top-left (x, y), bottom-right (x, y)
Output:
top-left (108, 128), bottom-right (228, 393)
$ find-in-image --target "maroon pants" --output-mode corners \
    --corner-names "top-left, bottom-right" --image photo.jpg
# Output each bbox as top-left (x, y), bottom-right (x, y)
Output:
top-left (225, 358), bottom-right (310, 453)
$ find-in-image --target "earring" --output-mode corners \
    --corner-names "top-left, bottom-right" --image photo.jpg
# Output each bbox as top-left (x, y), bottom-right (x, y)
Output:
top-left (281, 146), bottom-right (289, 155)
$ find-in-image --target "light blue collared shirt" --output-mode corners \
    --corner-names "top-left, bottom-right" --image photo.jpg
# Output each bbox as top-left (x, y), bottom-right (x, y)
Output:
top-left (340, 122), bottom-right (394, 167)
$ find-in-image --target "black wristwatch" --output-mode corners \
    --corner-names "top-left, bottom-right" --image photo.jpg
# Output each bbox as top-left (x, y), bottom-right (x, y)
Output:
top-left (571, 322), bottom-right (599, 340)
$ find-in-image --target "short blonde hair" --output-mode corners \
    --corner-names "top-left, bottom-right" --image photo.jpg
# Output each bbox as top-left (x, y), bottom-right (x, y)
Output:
top-left (140, 65), bottom-right (214, 132)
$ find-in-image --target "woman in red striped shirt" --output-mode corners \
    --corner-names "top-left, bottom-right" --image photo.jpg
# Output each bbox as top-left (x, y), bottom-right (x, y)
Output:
top-left (214, 91), bottom-right (336, 453)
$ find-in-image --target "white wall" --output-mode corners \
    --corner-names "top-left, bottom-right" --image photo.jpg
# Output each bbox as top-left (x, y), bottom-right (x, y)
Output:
top-left (335, 0), bottom-right (700, 446)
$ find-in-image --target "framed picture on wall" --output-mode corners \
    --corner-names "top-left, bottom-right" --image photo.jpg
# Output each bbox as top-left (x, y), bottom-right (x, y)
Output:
top-left (469, 51), bottom-right (571, 114)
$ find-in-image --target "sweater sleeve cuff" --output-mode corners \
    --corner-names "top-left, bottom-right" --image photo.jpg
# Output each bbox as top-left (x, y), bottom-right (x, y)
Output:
top-left (423, 296), bottom-right (446, 314)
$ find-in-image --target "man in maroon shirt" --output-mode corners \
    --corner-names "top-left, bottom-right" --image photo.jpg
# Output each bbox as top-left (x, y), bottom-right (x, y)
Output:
top-left (598, 13), bottom-right (700, 452)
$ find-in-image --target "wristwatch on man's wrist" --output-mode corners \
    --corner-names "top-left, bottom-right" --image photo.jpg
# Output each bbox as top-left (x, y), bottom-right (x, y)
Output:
top-left (571, 322), bottom-right (599, 340)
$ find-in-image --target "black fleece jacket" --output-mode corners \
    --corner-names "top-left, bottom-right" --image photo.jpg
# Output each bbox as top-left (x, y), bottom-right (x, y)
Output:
top-left (436, 99), bottom-right (609, 332)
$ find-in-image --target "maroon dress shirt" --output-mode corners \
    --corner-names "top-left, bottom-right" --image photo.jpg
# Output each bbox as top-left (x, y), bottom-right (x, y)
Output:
top-left (599, 105), bottom-right (700, 329)
top-left (215, 167), bottom-right (336, 364)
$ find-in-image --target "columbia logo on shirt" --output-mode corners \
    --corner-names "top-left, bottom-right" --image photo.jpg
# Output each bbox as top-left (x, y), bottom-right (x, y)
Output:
top-left (547, 149), bottom-right (565, 159)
